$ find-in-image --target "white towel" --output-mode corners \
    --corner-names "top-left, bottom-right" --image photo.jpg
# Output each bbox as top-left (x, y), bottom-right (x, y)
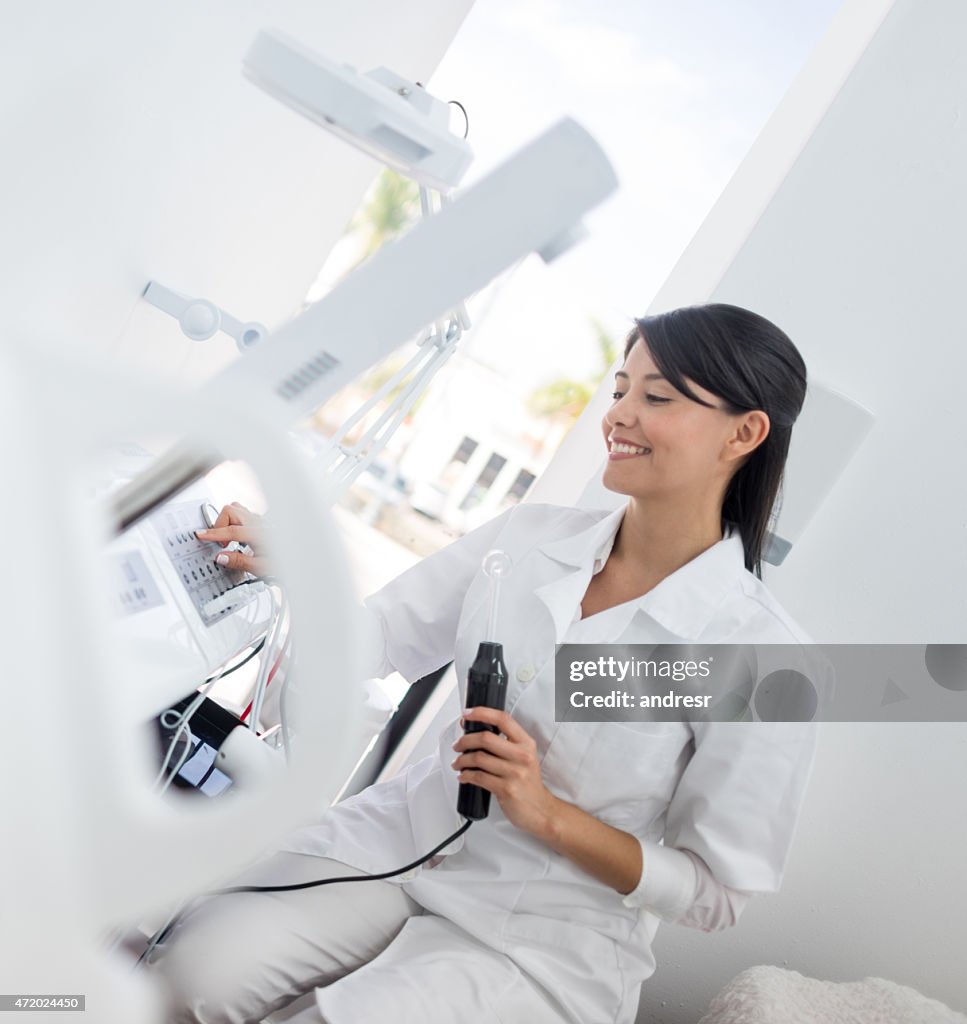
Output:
top-left (697, 965), bottom-right (966, 1024)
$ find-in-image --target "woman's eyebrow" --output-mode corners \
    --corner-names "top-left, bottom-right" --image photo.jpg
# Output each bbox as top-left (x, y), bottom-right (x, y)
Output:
top-left (614, 371), bottom-right (667, 381)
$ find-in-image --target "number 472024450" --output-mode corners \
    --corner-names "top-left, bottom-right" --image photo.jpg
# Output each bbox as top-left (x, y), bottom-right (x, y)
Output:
top-left (3, 995), bottom-right (84, 1010)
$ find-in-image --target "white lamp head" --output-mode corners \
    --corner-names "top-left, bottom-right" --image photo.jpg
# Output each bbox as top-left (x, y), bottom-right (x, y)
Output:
top-left (243, 30), bottom-right (473, 192)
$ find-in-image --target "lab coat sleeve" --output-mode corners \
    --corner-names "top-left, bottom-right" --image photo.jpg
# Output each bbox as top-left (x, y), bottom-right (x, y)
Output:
top-left (620, 839), bottom-right (752, 932)
top-left (676, 718), bottom-right (818, 880)
top-left (358, 506), bottom-right (519, 684)
top-left (621, 717), bottom-right (819, 930)
top-left (354, 601), bottom-right (394, 681)
top-left (621, 619), bottom-right (833, 929)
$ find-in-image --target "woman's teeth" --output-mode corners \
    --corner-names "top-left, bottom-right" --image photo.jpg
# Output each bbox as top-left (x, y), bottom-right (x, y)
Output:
top-left (611, 443), bottom-right (651, 455)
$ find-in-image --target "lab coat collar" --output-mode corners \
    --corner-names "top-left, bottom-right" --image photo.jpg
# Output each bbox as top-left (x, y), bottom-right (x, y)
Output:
top-left (532, 507), bottom-right (624, 642)
top-left (538, 505), bottom-right (625, 571)
top-left (536, 505), bottom-right (748, 641)
top-left (629, 523), bottom-right (746, 639)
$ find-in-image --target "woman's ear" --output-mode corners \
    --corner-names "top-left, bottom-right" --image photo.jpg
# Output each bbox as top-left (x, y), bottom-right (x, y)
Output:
top-left (735, 410), bottom-right (770, 456)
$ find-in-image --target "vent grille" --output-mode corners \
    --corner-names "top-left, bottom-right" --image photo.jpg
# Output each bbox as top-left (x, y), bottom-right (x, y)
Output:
top-left (276, 351), bottom-right (341, 400)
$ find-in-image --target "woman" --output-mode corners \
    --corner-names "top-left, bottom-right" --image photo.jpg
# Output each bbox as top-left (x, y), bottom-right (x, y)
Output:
top-left (153, 303), bottom-right (823, 1024)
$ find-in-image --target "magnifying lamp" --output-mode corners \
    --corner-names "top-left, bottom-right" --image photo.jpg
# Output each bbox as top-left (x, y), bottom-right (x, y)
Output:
top-left (243, 30), bottom-right (473, 193)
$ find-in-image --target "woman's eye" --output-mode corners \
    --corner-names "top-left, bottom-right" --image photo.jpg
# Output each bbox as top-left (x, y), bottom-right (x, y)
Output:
top-left (611, 390), bottom-right (670, 403)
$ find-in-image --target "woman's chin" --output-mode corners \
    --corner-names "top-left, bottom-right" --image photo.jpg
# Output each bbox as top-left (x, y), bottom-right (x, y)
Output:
top-left (600, 473), bottom-right (633, 496)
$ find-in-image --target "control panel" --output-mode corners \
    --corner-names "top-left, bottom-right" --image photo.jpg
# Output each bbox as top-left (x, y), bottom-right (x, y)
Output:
top-left (105, 475), bottom-right (273, 716)
top-left (149, 501), bottom-right (254, 626)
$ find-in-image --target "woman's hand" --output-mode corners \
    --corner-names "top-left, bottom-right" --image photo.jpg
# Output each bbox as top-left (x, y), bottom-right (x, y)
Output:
top-left (195, 502), bottom-right (272, 577)
top-left (451, 707), bottom-right (561, 841)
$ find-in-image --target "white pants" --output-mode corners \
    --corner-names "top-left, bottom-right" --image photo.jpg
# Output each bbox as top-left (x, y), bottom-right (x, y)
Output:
top-left (149, 852), bottom-right (568, 1024)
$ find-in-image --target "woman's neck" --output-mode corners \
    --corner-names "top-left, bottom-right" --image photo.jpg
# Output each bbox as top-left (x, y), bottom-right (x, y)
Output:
top-left (610, 498), bottom-right (724, 583)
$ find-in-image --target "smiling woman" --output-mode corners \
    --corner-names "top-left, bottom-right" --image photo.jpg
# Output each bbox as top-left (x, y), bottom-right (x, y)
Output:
top-left (149, 301), bottom-right (824, 1024)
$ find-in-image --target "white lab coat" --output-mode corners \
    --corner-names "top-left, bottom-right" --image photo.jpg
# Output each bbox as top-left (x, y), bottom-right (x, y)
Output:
top-left (282, 502), bottom-right (824, 1024)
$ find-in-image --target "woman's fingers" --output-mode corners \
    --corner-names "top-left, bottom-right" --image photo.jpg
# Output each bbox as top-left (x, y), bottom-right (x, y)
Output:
top-left (453, 729), bottom-right (511, 756)
top-left (461, 707), bottom-right (534, 747)
top-left (211, 503), bottom-right (257, 528)
top-left (196, 503), bottom-right (270, 576)
top-left (195, 525), bottom-right (254, 545)
top-left (453, 725), bottom-right (534, 770)
top-left (452, 709), bottom-right (553, 837)
top-left (210, 547), bottom-right (270, 577)
top-left (451, 749), bottom-right (513, 778)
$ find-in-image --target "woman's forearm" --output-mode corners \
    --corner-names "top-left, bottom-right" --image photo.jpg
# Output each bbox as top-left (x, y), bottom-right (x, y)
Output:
top-left (533, 794), bottom-right (643, 896)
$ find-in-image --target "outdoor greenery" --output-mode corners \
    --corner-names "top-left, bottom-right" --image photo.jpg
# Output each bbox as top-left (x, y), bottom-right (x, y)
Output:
top-left (349, 167), bottom-right (422, 261)
top-left (526, 317), bottom-right (620, 424)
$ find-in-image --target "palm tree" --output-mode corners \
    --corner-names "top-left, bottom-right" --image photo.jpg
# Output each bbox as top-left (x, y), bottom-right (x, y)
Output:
top-left (349, 168), bottom-right (422, 261)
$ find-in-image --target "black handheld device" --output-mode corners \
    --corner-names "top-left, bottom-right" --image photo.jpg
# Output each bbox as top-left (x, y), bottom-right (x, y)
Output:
top-left (457, 640), bottom-right (509, 820)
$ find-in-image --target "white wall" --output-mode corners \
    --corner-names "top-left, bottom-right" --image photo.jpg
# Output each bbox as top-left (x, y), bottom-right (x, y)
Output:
top-left (0, 0), bottom-right (473, 387)
top-left (531, 0), bottom-right (967, 1018)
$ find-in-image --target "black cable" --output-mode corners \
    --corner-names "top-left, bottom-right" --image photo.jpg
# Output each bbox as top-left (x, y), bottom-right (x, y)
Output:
top-left (199, 575), bottom-right (278, 686)
top-left (207, 574), bottom-right (281, 602)
top-left (156, 635), bottom-right (267, 790)
top-left (203, 636), bottom-right (265, 684)
top-left (448, 99), bottom-right (470, 139)
top-left (232, 574), bottom-right (280, 590)
top-left (218, 818), bottom-right (473, 894)
top-left (142, 819), bottom-right (474, 958)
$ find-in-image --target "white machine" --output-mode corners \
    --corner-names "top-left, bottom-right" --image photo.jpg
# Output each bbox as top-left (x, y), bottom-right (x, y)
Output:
top-left (0, 14), bottom-right (618, 1020)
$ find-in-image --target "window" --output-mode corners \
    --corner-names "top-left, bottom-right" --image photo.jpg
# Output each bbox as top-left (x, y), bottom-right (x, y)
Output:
top-left (451, 436), bottom-right (478, 464)
top-left (504, 468), bottom-right (536, 504)
top-left (459, 452), bottom-right (507, 511)
top-left (440, 436), bottom-right (479, 489)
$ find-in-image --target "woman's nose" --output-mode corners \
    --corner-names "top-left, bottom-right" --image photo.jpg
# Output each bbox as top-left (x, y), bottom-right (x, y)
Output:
top-left (606, 397), bottom-right (636, 428)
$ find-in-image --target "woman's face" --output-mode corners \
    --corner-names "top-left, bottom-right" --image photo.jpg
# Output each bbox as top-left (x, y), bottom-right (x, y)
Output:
top-left (600, 339), bottom-right (758, 503)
